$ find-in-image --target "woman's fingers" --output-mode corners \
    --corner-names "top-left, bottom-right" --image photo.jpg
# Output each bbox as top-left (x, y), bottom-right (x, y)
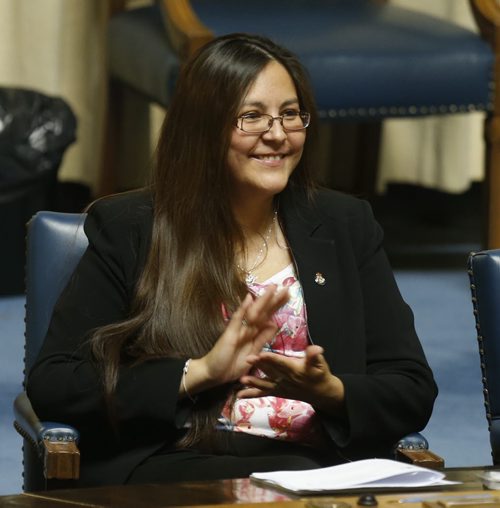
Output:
top-left (205, 286), bottom-right (289, 385)
top-left (237, 373), bottom-right (278, 398)
top-left (243, 285), bottom-right (289, 327)
top-left (250, 351), bottom-right (295, 378)
top-left (224, 293), bottom-right (252, 333)
top-left (224, 286), bottom-right (287, 338)
top-left (236, 386), bottom-right (268, 399)
top-left (240, 374), bottom-right (277, 390)
top-left (239, 354), bottom-right (295, 396)
top-left (240, 347), bottom-right (331, 395)
top-left (254, 346), bottom-right (326, 380)
top-left (305, 345), bottom-right (325, 366)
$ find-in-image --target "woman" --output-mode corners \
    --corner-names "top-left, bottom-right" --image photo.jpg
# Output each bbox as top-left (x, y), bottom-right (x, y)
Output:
top-left (27, 33), bottom-right (437, 487)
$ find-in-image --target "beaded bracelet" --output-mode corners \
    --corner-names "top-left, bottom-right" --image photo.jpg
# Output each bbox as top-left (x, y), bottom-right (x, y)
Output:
top-left (182, 358), bottom-right (196, 403)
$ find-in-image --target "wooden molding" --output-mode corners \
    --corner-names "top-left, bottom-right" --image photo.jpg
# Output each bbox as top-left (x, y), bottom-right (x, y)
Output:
top-left (160, 0), bottom-right (214, 59)
top-left (109, 0), bottom-right (127, 16)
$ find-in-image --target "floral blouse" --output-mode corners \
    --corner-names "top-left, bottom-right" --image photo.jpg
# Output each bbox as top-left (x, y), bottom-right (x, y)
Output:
top-left (218, 264), bottom-right (324, 445)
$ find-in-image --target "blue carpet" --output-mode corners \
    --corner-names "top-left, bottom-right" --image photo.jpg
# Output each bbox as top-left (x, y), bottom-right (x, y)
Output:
top-left (0, 269), bottom-right (491, 495)
top-left (0, 295), bottom-right (25, 495)
top-left (395, 270), bottom-right (490, 467)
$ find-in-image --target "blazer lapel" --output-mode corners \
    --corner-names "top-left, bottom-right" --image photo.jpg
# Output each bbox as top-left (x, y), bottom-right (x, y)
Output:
top-left (280, 190), bottom-right (344, 368)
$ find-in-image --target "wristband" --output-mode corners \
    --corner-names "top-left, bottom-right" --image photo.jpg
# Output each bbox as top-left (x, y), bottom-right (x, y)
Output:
top-left (182, 358), bottom-right (197, 403)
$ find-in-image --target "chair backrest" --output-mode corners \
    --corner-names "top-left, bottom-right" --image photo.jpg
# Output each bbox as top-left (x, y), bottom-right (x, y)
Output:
top-left (25, 211), bottom-right (88, 374)
top-left (163, 0), bottom-right (493, 119)
top-left (468, 249), bottom-right (500, 465)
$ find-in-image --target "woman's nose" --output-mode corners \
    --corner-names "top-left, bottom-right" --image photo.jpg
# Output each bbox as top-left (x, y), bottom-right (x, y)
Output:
top-left (262, 118), bottom-right (287, 141)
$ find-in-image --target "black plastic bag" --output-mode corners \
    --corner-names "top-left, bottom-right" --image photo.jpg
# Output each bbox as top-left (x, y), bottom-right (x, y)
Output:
top-left (0, 87), bottom-right (77, 201)
top-left (0, 88), bottom-right (77, 294)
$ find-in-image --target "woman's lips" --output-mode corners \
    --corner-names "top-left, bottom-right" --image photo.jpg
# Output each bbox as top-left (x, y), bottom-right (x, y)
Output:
top-left (251, 154), bottom-right (286, 167)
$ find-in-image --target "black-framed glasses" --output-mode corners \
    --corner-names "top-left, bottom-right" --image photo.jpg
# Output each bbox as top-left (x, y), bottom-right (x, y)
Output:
top-left (235, 111), bottom-right (310, 134)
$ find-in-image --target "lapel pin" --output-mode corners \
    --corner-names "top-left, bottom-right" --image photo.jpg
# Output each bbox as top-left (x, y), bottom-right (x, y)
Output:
top-left (314, 272), bottom-right (326, 285)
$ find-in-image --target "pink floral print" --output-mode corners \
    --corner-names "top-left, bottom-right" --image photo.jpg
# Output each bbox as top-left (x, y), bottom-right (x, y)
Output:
top-left (219, 264), bottom-right (323, 445)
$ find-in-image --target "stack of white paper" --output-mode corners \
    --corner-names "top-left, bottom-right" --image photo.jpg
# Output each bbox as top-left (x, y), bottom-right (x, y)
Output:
top-left (250, 458), bottom-right (458, 494)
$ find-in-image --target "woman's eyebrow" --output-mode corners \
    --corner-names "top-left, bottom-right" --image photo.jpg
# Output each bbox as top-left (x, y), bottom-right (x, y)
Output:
top-left (240, 98), bottom-right (300, 108)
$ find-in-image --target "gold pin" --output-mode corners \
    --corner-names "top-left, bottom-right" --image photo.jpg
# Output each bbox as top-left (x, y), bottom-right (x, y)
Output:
top-left (314, 272), bottom-right (326, 285)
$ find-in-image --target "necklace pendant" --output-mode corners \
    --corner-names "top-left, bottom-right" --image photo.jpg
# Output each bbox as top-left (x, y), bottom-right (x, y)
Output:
top-left (245, 272), bottom-right (257, 285)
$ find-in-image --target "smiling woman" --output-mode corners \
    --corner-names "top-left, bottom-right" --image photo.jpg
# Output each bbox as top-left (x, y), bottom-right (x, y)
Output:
top-left (228, 61), bottom-right (306, 202)
top-left (26, 33), bottom-right (437, 487)
top-left (227, 60), bottom-right (308, 283)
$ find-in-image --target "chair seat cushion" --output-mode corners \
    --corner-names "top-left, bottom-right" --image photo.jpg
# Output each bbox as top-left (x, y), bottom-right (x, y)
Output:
top-left (191, 0), bottom-right (494, 118)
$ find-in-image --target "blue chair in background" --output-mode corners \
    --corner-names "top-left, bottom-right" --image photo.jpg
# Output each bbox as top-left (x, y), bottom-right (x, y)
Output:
top-left (105, 0), bottom-right (500, 246)
top-left (468, 249), bottom-right (500, 465)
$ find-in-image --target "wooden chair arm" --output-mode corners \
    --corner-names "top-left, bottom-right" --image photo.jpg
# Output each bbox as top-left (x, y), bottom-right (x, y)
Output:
top-left (470, 0), bottom-right (500, 41)
top-left (395, 449), bottom-right (445, 470)
top-left (42, 440), bottom-right (80, 480)
top-left (470, 0), bottom-right (500, 115)
top-left (159, 0), bottom-right (213, 59)
top-left (13, 392), bottom-right (80, 481)
top-left (395, 432), bottom-right (445, 470)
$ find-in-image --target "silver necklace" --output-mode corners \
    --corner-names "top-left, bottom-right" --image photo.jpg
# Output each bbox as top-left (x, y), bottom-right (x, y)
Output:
top-left (275, 220), bottom-right (289, 250)
top-left (237, 211), bottom-right (277, 285)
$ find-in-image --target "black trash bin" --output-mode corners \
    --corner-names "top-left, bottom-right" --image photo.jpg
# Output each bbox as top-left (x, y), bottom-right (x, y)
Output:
top-left (0, 88), bottom-right (77, 295)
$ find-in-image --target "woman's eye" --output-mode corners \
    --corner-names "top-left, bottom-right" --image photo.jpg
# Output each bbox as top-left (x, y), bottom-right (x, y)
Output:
top-left (242, 112), bottom-right (262, 120)
top-left (282, 109), bottom-right (299, 118)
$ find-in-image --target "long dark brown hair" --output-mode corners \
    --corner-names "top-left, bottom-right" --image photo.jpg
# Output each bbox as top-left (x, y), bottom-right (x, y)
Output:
top-left (91, 33), bottom-right (318, 446)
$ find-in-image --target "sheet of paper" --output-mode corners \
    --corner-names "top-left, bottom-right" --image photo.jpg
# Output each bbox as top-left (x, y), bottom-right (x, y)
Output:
top-left (250, 458), bottom-right (459, 494)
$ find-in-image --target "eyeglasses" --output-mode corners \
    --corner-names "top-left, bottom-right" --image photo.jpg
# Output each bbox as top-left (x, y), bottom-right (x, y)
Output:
top-left (235, 110), bottom-right (310, 134)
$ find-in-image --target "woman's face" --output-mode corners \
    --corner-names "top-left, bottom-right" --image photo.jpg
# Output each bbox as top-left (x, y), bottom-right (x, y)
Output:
top-left (226, 61), bottom-right (306, 202)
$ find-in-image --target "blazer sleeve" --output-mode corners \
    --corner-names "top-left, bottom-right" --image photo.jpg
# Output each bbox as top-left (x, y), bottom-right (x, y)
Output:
top-left (27, 196), bottom-right (188, 433)
top-left (318, 199), bottom-right (438, 454)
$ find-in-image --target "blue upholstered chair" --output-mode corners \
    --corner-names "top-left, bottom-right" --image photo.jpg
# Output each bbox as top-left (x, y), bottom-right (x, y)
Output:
top-left (104, 0), bottom-right (500, 246)
top-left (14, 210), bottom-right (441, 490)
top-left (13, 212), bottom-right (87, 491)
top-left (468, 249), bottom-right (500, 465)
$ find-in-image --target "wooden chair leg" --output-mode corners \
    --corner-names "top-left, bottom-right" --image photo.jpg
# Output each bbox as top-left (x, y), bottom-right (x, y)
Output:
top-left (469, 1), bottom-right (500, 248)
top-left (98, 78), bottom-right (124, 197)
top-left (485, 115), bottom-right (500, 248)
top-left (97, 0), bottom-right (128, 198)
top-left (316, 122), bottom-right (381, 199)
top-left (354, 121), bottom-right (382, 200)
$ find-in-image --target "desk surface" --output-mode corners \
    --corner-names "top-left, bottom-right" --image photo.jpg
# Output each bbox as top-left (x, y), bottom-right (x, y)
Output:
top-left (0, 467), bottom-right (495, 508)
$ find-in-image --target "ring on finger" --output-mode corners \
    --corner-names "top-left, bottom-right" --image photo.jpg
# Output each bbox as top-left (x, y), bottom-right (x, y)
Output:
top-left (242, 318), bottom-right (249, 327)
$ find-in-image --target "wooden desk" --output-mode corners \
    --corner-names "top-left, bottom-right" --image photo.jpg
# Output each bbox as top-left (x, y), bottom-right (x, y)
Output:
top-left (0, 467), bottom-right (495, 508)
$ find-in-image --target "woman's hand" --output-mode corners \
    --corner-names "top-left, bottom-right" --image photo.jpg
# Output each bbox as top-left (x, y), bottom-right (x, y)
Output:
top-left (237, 345), bottom-right (346, 415)
top-left (180, 285), bottom-right (290, 397)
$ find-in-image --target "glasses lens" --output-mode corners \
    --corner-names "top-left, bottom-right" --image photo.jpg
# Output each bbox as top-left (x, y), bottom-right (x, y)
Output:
top-left (241, 114), bottom-right (269, 133)
top-left (282, 111), bottom-right (310, 131)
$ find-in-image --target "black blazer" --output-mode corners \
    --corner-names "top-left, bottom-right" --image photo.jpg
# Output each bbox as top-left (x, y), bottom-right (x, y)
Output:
top-left (27, 186), bottom-right (437, 486)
